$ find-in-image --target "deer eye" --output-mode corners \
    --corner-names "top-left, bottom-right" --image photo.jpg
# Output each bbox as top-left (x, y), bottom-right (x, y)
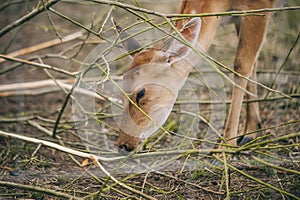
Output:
top-left (136, 88), bottom-right (145, 104)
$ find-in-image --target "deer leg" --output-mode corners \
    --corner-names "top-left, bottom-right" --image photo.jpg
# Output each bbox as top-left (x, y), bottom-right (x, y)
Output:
top-left (196, 1), bottom-right (231, 50)
top-left (238, 63), bottom-right (262, 145)
top-left (224, 14), bottom-right (270, 146)
top-left (197, 16), bottom-right (221, 51)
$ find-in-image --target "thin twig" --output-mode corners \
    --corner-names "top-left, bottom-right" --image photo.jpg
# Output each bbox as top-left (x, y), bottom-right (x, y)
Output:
top-left (0, 54), bottom-right (76, 77)
top-left (0, 0), bottom-right (60, 37)
top-left (264, 32), bottom-right (300, 99)
top-left (252, 156), bottom-right (300, 176)
top-left (155, 171), bottom-right (224, 195)
top-left (213, 155), bottom-right (300, 200)
top-left (49, 8), bottom-right (102, 38)
top-left (0, 130), bottom-right (123, 162)
top-left (41, 0), bottom-right (63, 41)
top-left (0, 31), bottom-right (83, 64)
top-left (223, 152), bottom-right (230, 200)
top-left (87, 0), bottom-right (300, 18)
top-left (237, 131), bottom-right (300, 152)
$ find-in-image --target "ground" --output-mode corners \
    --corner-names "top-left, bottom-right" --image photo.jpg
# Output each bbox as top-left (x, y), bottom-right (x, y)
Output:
top-left (0, 1), bottom-right (299, 199)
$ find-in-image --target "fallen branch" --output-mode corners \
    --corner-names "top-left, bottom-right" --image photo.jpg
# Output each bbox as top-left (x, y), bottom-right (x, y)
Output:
top-left (0, 130), bottom-right (121, 162)
top-left (0, 79), bottom-right (104, 100)
top-left (0, 54), bottom-right (76, 77)
top-left (0, 31), bottom-right (83, 64)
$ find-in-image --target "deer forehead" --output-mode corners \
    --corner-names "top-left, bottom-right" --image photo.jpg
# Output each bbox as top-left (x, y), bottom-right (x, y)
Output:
top-left (122, 63), bottom-right (185, 96)
top-left (130, 49), bottom-right (168, 69)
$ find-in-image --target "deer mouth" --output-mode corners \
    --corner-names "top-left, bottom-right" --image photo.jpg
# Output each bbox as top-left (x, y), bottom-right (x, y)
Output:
top-left (117, 130), bottom-right (140, 155)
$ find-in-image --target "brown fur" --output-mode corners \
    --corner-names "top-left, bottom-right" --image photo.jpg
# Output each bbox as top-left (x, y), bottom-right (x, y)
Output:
top-left (178, 0), bottom-right (276, 146)
top-left (117, 0), bottom-right (276, 153)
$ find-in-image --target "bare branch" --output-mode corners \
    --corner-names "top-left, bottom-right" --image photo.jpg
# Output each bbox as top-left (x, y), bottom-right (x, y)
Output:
top-left (0, 0), bottom-right (60, 37)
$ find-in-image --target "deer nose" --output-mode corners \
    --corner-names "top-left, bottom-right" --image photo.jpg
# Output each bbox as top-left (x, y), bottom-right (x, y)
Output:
top-left (118, 144), bottom-right (130, 156)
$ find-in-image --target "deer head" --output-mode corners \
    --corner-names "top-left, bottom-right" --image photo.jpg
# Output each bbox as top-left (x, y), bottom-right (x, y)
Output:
top-left (114, 18), bottom-right (201, 155)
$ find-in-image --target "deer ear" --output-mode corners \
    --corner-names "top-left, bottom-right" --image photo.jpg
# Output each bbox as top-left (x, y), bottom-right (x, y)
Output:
top-left (112, 17), bottom-right (142, 57)
top-left (164, 17), bottom-right (201, 61)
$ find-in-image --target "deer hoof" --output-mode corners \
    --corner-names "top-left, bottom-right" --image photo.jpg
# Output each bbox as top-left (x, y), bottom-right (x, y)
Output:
top-left (237, 136), bottom-right (253, 146)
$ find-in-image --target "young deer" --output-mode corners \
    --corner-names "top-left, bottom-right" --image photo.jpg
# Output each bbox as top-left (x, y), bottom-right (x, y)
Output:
top-left (116, 0), bottom-right (276, 155)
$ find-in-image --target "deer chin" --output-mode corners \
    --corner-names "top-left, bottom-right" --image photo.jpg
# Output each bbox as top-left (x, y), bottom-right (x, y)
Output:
top-left (117, 130), bottom-right (140, 155)
top-left (117, 103), bottom-right (173, 155)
